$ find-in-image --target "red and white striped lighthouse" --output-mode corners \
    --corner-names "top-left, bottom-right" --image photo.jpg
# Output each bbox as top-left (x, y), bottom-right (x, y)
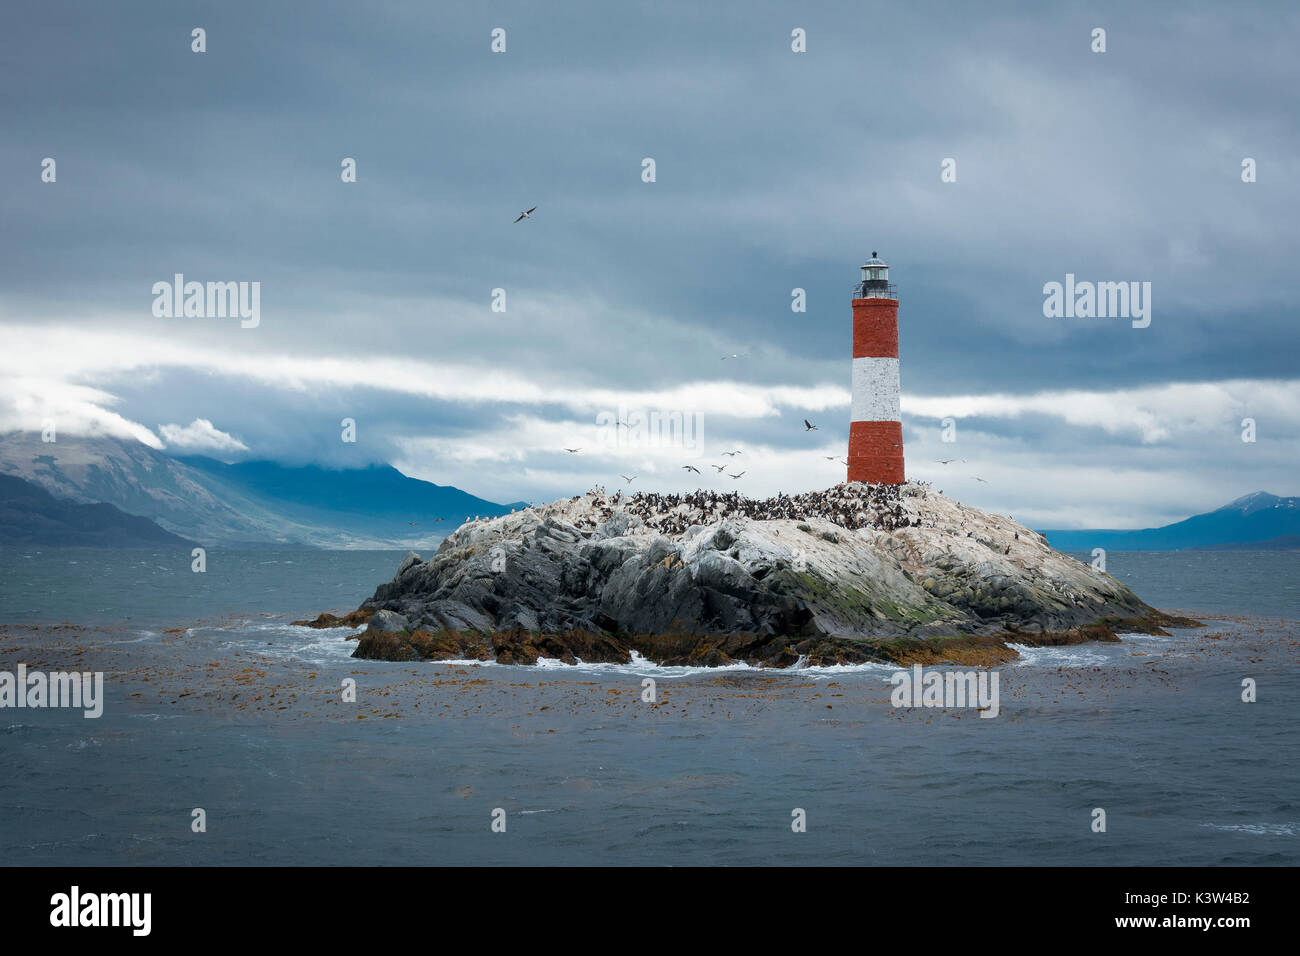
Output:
top-left (848, 252), bottom-right (905, 484)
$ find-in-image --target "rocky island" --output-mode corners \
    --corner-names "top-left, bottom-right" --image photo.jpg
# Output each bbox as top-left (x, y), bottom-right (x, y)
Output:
top-left (300, 482), bottom-right (1196, 667)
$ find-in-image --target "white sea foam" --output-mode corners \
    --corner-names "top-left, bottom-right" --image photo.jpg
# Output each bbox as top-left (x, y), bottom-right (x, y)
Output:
top-left (101, 631), bottom-right (162, 646)
top-left (787, 656), bottom-right (899, 680)
top-left (1200, 822), bottom-right (1298, 837)
top-left (1117, 631), bottom-right (1175, 644)
top-left (209, 621), bottom-right (1191, 677)
top-left (411, 650), bottom-right (899, 680)
top-left (1006, 643), bottom-right (1117, 667)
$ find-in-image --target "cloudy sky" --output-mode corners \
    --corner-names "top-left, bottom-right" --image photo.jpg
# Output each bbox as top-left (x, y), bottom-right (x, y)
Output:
top-left (2, 0), bottom-right (1296, 528)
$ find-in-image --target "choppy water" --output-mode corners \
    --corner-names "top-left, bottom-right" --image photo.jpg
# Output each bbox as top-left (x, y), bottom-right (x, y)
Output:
top-left (1, 547), bottom-right (1297, 865)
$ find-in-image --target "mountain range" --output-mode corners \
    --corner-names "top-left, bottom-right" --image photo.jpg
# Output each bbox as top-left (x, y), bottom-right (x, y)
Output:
top-left (0, 472), bottom-right (197, 548)
top-left (0, 432), bottom-right (523, 549)
top-left (1039, 492), bottom-right (1300, 551)
top-left (0, 432), bottom-right (1294, 551)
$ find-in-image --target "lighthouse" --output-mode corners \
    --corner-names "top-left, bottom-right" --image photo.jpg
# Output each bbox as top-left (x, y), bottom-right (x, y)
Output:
top-left (848, 252), bottom-right (905, 484)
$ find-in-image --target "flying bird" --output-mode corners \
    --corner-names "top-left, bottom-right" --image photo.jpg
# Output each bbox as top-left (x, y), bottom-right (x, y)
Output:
top-left (564, 447), bottom-right (581, 453)
top-left (720, 353), bottom-right (747, 361)
top-left (722, 450), bottom-right (742, 457)
top-left (711, 464), bottom-right (727, 472)
top-left (620, 474), bottom-right (637, 483)
top-left (513, 206), bottom-right (537, 223)
top-left (935, 458), bottom-right (967, 465)
top-left (728, 471), bottom-right (746, 479)
top-left (970, 476), bottom-right (988, 483)
top-left (682, 465), bottom-right (700, 474)
top-left (804, 419), bottom-right (818, 431)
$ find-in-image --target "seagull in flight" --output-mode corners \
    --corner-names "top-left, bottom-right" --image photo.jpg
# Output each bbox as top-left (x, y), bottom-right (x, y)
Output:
top-left (970, 476), bottom-right (988, 483)
top-left (935, 458), bottom-right (967, 465)
top-left (720, 352), bottom-right (747, 361)
top-left (722, 450), bottom-right (742, 456)
top-left (681, 465), bottom-right (700, 474)
top-left (804, 419), bottom-right (818, 431)
top-left (620, 474), bottom-right (637, 484)
top-left (564, 447), bottom-right (581, 453)
top-left (711, 464), bottom-right (727, 472)
top-left (728, 471), bottom-right (746, 479)
top-left (513, 206), bottom-right (537, 223)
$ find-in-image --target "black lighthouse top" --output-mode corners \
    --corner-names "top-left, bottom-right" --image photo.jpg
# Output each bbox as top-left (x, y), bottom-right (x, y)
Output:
top-left (854, 251), bottom-right (897, 300)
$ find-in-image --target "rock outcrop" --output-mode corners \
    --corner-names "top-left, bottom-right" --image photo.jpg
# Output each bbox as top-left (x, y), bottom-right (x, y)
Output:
top-left (330, 482), bottom-right (1187, 666)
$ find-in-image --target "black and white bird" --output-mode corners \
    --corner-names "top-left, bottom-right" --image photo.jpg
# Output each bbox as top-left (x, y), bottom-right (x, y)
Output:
top-left (682, 465), bottom-right (700, 474)
top-left (728, 471), bottom-right (746, 479)
top-left (513, 206), bottom-right (537, 223)
top-left (804, 419), bottom-right (818, 431)
top-left (711, 464), bottom-right (727, 472)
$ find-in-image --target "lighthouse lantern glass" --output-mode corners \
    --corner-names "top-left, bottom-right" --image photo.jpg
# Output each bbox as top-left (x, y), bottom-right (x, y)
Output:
top-left (856, 254), bottom-right (895, 300)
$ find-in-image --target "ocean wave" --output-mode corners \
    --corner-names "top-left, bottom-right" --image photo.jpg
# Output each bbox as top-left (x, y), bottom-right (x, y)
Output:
top-left (1006, 643), bottom-right (1117, 667)
top-left (1200, 822), bottom-right (1298, 837)
top-left (414, 650), bottom-right (900, 680)
top-left (421, 651), bottom-right (767, 678)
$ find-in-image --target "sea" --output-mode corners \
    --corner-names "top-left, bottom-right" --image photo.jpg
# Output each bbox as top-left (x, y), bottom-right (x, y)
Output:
top-left (1, 547), bottom-right (1296, 866)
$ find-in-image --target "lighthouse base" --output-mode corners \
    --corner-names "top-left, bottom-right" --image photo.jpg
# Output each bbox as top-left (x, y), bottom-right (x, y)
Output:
top-left (848, 420), bottom-right (905, 485)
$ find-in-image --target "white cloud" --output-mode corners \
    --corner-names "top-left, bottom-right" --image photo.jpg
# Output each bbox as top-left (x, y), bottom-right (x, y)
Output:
top-left (0, 324), bottom-right (848, 419)
top-left (158, 418), bottom-right (248, 454)
top-left (2, 321), bottom-right (1296, 526)
top-left (0, 376), bottom-right (162, 448)
top-left (902, 380), bottom-right (1300, 443)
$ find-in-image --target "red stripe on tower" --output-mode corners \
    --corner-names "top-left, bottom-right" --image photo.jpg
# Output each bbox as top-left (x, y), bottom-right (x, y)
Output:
top-left (848, 252), bottom-right (904, 485)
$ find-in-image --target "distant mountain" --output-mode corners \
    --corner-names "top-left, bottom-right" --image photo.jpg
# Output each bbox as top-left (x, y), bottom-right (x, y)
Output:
top-left (1040, 492), bottom-right (1300, 551)
top-left (0, 432), bottom-right (523, 549)
top-left (176, 456), bottom-right (528, 542)
top-left (0, 473), bottom-right (195, 548)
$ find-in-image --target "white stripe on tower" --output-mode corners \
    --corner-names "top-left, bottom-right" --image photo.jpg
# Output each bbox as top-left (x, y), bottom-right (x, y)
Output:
top-left (850, 357), bottom-right (901, 421)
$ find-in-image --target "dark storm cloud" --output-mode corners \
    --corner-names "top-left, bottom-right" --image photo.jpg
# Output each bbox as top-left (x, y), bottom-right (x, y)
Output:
top-left (1, 0), bottom-right (1296, 521)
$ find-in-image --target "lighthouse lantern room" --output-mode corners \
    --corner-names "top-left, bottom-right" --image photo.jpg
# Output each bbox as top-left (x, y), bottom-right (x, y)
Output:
top-left (857, 252), bottom-right (895, 297)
